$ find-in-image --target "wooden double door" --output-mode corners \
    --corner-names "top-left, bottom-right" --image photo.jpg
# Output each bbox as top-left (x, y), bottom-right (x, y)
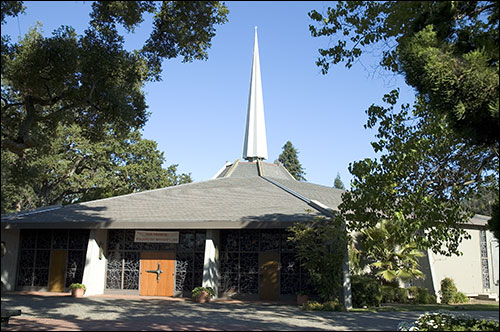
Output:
top-left (140, 251), bottom-right (175, 296)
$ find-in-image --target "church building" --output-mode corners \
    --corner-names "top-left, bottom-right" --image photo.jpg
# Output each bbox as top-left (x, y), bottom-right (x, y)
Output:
top-left (1, 29), bottom-right (498, 305)
top-left (1, 28), bottom-right (347, 303)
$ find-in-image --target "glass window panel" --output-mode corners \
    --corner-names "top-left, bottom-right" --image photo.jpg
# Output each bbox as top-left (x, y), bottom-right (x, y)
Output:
top-left (240, 230), bottom-right (259, 252)
top-left (68, 230), bottom-right (89, 249)
top-left (108, 230), bottom-right (124, 251)
top-left (179, 232), bottom-right (195, 252)
top-left (220, 272), bottom-right (238, 294)
top-left (52, 230), bottom-right (68, 249)
top-left (17, 268), bottom-right (34, 287)
top-left (106, 269), bottom-right (122, 289)
top-left (221, 230), bottom-right (239, 252)
top-left (194, 252), bottom-right (204, 271)
top-left (220, 252), bottom-right (238, 274)
top-left (33, 268), bottom-right (49, 287)
top-left (124, 230), bottom-right (140, 250)
top-left (36, 230), bottom-right (52, 249)
top-left (182, 271), bottom-right (193, 291)
top-left (175, 259), bottom-right (189, 292)
top-left (260, 231), bottom-right (280, 251)
top-left (193, 272), bottom-right (203, 288)
top-left (280, 253), bottom-right (299, 273)
top-left (176, 253), bottom-right (194, 271)
top-left (239, 273), bottom-right (258, 294)
top-left (240, 253), bottom-right (258, 274)
top-left (19, 249), bottom-right (35, 269)
top-left (195, 232), bottom-right (206, 252)
top-left (123, 269), bottom-right (139, 289)
top-left (281, 231), bottom-right (295, 252)
top-left (20, 230), bottom-right (37, 249)
top-left (35, 250), bottom-right (51, 268)
top-left (280, 273), bottom-right (300, 295)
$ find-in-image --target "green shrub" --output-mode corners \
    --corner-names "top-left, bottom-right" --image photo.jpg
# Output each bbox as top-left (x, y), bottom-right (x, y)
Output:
top-left (398, 312), bottom-right (499, 331)
top-left (302, 299), bottom-right (345, 311)
top-left (351, 274), bottom-right (382, 307)
top-left (452, 291), bottom-right (470, 304)
top-left (68, 283), bottom-right (86, 292)
top-left (191, 286), bottom-right (215, 299)
top-left (440, 277), bottom-right (458, 304)
top-left (381, 285), bottom-right (409, 303)
top-left (408, 286), bottom-right (437, 304)
top-left (439, 278), bottom-right (469, 304)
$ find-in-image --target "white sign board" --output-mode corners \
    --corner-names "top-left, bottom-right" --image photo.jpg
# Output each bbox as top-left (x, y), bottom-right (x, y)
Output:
top-left (134, 231), bottom-right (179, 243)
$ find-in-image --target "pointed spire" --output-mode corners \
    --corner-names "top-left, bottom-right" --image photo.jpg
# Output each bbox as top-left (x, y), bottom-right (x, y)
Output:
top-left (242, 27), bottom-right (268, 161)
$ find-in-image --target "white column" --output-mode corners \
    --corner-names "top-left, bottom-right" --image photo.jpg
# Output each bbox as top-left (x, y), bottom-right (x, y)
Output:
top-left (202, 230), bottom-right (220, 297)
top-left (81, 229), bottom-right (108, 296)
top-left (342, 225), bottom-right (352, 310)
top-left (1, 228), bottom-right (20, 291)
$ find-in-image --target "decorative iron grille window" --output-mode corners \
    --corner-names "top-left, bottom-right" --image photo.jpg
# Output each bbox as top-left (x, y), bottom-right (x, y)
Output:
top-left (105, 229), bottom-right (205, 292)
top-left (219, 229), bottom-right (311, 295)
top-left (480, 230), bottom-right (490, 289)
top-left (17, 229), bottom-right (89, 289)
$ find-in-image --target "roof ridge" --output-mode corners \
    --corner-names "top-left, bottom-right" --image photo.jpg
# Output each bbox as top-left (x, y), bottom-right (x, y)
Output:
top-left (261, 176), bottom-right (334, 216)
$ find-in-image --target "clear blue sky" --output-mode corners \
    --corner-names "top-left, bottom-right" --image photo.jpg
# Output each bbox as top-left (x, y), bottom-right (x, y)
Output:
top-left (3, 1), bottom-right (416, 188)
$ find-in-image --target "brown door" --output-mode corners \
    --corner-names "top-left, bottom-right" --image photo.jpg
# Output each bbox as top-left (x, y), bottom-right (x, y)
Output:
top-left (140, 251), bottom-right (175, 296)
top-left (49, 250), bottom-right (67, 292)
top-left (259, 252), bottom-right (279, 300)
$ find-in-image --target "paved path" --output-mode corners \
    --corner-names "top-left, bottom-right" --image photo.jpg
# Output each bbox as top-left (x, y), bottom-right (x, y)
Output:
top-left (2, 292), bottom-right (498, 331)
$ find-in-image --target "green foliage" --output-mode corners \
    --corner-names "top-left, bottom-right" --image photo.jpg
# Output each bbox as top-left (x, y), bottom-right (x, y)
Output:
top-left (287, 217), bottom-right (347, 302)
top-left (308, 1), bottom-right (499, 146)
top-left (191, 286), bottom-right (215, 299)
top-left (488, 199), bottom-right (499, 241)
top-left (357, 219), bottom-right (425, 282)
top-left (339, 90), bottom-right (498, 256)
top-left (407, 286), bottom-right (437, 305)
top-left (440, 277), bottom-right (469, 304)
top-left (1, 1), bottom-right (223, 212)
top-left (440, 277), bottom-right (458, 304)
top-left (350, 274), bottom-right (382, 308)
top-left (68, 283), bottom-right (86, 292)
top-left (1, 124), bottom-right (191, 213)
top-left (398, 312), bottom-right (499, 331)
top-left (333, 172), bottom-right (345, 190)
top-left (302, 299), bottom-right (345, 312)
top-left (381, 285), bottom-right (437, 304)
top-left (1, 1), bottom-right (228, 155)
top-left (278, 141), bottom-right (306, 181)
top-left (462, 186), bottom-right (498, 216)
top-left (381, 285), bottom-right (409, 304)
top-left (1, 1), bottom-right (25, 24)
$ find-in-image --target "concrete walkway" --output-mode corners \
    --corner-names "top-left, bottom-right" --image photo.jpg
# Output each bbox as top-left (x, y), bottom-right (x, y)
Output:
top-left (2, 292), bottom-right (499, 331)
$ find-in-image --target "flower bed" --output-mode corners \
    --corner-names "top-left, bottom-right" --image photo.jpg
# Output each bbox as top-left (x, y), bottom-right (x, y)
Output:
top-left (398, 312), bottom-right (499, 331)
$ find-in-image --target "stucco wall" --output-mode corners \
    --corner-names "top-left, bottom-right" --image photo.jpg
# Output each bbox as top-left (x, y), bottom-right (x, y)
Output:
top-left (1, 228), bottom-right (20, 291)
top-left (429, 228), bottom-right (498, 299)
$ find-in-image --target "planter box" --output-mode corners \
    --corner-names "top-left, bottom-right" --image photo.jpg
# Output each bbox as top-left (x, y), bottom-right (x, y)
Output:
top-left (297, 294), bottom-right (310, 305)
top-left (71, 288), bottom-right (85, 298)
top-left (194, 291), bottom-right (211, 303)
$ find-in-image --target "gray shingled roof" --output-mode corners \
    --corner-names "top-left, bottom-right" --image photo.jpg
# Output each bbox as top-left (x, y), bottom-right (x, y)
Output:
top-left (2, 161), bottom-right (343, 229)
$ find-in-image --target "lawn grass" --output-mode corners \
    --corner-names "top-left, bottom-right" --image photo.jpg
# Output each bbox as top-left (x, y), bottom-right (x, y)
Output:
top-left (349, 302), bottom-right (499, 312)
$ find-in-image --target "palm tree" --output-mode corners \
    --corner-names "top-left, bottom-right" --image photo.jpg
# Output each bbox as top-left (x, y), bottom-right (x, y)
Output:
top-left (358, 220), bottom-right (425, 283)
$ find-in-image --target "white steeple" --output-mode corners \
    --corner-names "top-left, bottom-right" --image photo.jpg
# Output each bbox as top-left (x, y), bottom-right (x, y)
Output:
top-left (242, 27), bottom-right (268, 161)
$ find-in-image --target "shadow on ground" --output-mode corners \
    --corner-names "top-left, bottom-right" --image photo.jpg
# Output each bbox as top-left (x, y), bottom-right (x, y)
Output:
top-left (2, 293), bottom-right (498, 331)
